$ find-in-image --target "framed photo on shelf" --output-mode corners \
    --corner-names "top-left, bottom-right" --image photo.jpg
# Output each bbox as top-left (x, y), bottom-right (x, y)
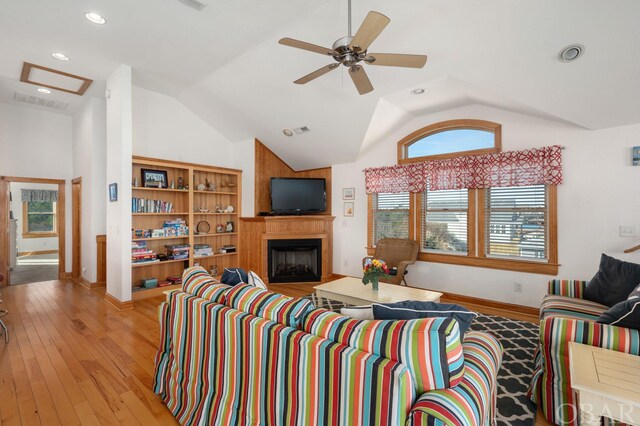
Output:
top-left (342, 187), bottom-right (355, 200)
top-left (343, 202), bottom-right (354, 217)
top-left (141, 169), bottom-right (168, 188)
top-left (108, 183), bottom-right (118, 202)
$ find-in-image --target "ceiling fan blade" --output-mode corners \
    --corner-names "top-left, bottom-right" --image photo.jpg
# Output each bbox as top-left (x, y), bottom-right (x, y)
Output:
top-left (294, 63), bottom-right (340, 84)
top-left (349, 11), bottom-right (390, 52)
top-left (279, 38), bottom-right (336, 56)
top-left (366, 53), bottom-right (428, 68)
top-left (348, 65), bottom-right (373, 95)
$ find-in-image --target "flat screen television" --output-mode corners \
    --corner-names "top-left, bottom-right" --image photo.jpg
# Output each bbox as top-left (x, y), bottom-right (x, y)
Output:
top-left (270, 177), bottom-right (326, 214)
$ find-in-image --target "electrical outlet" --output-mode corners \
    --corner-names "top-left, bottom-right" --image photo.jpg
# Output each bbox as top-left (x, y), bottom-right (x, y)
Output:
top-left (619, 225), bottom-right (637, 237)
top-left (514, 282), bottom-right (523, 293)
top-left (343, 260), bottom-right (348, 267)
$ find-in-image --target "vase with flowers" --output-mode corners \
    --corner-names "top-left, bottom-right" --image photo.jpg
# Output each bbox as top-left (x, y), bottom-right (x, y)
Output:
top-left (362, 258), bottom-right (390, 291)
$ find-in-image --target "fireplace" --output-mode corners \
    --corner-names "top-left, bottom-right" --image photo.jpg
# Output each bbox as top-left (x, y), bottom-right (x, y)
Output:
top-left (268, 238), bottom-right (322, 283)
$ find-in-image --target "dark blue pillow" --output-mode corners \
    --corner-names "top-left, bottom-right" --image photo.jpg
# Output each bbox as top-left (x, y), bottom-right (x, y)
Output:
top-left (220, 267), bottom-right (248, 286)
top-left (584, 254), bottom-right (640, 307)
top-left (372, 300), bottom-right (477, 337)
top-left (596, 298), bottom-right (640, 330)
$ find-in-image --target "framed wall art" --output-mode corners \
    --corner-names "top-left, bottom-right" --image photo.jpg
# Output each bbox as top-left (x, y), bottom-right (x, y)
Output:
top-left (343, 202), bottom-right (354, 217)
top-left (342, 188), bottom-right (355, 200)
top-left (108, 183), bottom-right (118, 202)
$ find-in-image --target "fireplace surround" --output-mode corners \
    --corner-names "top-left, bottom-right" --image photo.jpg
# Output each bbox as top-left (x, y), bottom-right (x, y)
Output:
top-left (240, 215), bottom-right (335, 284)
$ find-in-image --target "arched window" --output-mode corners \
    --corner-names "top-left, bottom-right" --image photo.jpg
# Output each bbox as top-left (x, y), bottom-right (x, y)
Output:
top-left (397, 119), bottom-right (501, 163)
top-left (368, 119), bottom-right (558, 276)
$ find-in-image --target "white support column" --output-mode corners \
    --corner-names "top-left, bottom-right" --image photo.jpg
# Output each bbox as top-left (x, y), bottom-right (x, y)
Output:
top-left (105, 65), bottom-right (133, 303)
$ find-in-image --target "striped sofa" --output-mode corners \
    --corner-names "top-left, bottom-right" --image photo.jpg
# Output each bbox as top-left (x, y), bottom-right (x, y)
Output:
top-left (528, 279), bottom-right (640, 425)
top-left (154, 267), bottom-right (503, 425)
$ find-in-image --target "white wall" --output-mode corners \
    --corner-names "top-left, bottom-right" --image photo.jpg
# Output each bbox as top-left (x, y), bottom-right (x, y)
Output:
top-left (332, 105), bottom-right (640, 308)
top-left (132, 87), bottom-right (234, 168)
top-left (9, 182), bottom-right (59, 253)
top-left (233, 138), bottom-right (256, 217)
top-left (72, 97), bottom-right (107, 283)
top-left (0, 103), bottom-right (73, 271)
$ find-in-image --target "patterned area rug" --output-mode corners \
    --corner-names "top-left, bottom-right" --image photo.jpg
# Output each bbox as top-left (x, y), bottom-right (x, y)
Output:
top-left (304, 294), bottom-right (537, 426)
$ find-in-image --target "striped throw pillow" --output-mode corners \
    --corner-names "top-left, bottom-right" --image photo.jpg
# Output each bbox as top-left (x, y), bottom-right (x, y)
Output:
top-left (224, 283), bottom-right (315, 328)
top-left (182, 266), bottom-right (230, 303)
top-left (301, 308), bottom-right (465, 393)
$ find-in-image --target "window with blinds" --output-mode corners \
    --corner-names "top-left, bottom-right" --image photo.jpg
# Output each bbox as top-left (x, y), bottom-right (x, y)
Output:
top-left (485, 185), bottom-right (547, 260)
top-left (371, 192), bottom-right (410, 245)
top-left (422, 188), bottom-right (468, 253)
top-left (24, 201), bottom-right (57, 234)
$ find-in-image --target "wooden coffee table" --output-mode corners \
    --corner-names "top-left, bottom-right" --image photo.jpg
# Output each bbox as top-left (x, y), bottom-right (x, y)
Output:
top-left (314, 277), bottom-right (442, 306)
top-left (569, 342), bottom-right (640, 425)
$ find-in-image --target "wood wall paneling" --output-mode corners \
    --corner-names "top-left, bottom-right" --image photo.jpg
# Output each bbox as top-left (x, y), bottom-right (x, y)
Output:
top-left (96, 234), bottom-right (106, 286)
top-left (253, 139), bottom-right (332, 215)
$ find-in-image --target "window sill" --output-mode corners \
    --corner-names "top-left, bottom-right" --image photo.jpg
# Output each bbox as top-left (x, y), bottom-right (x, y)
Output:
top-left (418, 252), bottom-right (559, 275)
top-left (22, 233), bottom-right (58, 239)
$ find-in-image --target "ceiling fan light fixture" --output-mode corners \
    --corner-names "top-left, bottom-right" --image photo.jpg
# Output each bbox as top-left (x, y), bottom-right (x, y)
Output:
top-left (51, 52), bottom-right (70, 61)
top-left (410, 88), bottom-right (425, 95)
top-left (558, 44), bottom-right (584, 62)
top-left (85, 12), bottom-right (106, 25)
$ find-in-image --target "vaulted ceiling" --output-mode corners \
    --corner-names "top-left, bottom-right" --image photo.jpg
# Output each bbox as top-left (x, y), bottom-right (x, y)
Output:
top-left (2, 0), bottom-right (639, 169)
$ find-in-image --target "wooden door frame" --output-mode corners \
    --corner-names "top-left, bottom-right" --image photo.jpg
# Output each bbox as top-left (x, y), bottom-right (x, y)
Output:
top-left (0, 176), bottom-right (66, 286)
top-left (71, 177), bottom-right (81, 283)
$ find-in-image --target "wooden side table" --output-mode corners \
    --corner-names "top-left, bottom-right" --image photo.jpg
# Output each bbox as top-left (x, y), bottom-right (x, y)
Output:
top-left (569, 342), bottom-right (640, 425)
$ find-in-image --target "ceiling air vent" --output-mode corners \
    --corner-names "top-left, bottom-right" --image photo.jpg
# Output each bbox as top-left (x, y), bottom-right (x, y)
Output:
top-left (175, 0), bottom-right (207, 11)
top-left (293, 126), bottom-right (311, 134)
top-left (13, 92), bottom-right (69, 111)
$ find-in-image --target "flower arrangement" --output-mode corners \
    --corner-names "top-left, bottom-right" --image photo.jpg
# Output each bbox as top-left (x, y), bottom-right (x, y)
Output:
top-left (362, 258), bottom-right (390, 291)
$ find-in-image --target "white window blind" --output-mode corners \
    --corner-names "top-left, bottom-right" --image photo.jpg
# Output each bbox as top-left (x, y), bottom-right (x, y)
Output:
top-left (485, 185), bottom-right (547, 260)
top-left (371, 192), bottom-right (410, 245)
top-left (422, 188), bottom-right (468, 253)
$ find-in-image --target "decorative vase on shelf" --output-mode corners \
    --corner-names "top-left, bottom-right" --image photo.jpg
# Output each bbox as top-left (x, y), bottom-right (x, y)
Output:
top-left (362, 258), bottom-right (389, 292)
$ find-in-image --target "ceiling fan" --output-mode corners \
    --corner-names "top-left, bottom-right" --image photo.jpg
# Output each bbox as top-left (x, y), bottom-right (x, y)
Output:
top-left (278, 0), bottom-right (427, 95)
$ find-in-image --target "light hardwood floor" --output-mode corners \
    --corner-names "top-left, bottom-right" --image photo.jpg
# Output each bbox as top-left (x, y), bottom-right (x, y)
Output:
top-left (0, 279), bottom-right (552, 425)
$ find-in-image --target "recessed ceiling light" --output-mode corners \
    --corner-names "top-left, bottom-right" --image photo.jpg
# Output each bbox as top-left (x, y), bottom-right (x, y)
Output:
top-left (410, 88), bottom-right (426, 95)
top-left (283, 129), bottom-right (294, 137)
top-left (85, 12), bottom-right (106, 24)
top-left (37, 88), bottom-right (52, 94)
top-left (51, 52), bottom-right (70, 61)
top-left (558, 44), bottom-right (585, 62)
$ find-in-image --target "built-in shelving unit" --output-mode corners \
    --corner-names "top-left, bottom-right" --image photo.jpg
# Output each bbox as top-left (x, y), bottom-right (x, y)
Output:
top-left (131, 156), bottom-right (242, 301)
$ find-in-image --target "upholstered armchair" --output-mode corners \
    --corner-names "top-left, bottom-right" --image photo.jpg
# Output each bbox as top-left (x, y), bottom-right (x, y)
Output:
top-left (528, 279), bottom-right (640, 426)
top-left (363, 238), bottom-right (419, 286)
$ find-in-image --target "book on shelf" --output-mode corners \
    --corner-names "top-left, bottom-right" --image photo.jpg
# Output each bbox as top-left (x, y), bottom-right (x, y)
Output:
top-left (167, 276), bottom-right (182, 285)
top-left (162, 219), bottom-right (188, 237)
top-left (165, 243), bottom-right (190, 260)
top-left (132, 198), bottom-right (173, 213)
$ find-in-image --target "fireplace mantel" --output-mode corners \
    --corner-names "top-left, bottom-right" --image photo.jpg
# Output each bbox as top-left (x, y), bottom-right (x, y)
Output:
top-left (240, 215), bottom-right (335, 284)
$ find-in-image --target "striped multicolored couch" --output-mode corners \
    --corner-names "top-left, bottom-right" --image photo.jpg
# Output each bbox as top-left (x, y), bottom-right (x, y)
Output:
top-left (154, 267), bottom-right (503, 425)
top-left (528, 279), bottom-right (640, 425)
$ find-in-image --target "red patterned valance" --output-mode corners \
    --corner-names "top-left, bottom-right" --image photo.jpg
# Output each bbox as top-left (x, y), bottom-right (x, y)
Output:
top-left (364, 145), bottom-right (563, 193)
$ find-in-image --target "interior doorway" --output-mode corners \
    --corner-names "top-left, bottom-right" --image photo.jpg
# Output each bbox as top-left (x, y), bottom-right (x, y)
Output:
top-left (72, 177), bottom-right (81, 283)
top-left (0, 176), bottom-right (66, 286)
